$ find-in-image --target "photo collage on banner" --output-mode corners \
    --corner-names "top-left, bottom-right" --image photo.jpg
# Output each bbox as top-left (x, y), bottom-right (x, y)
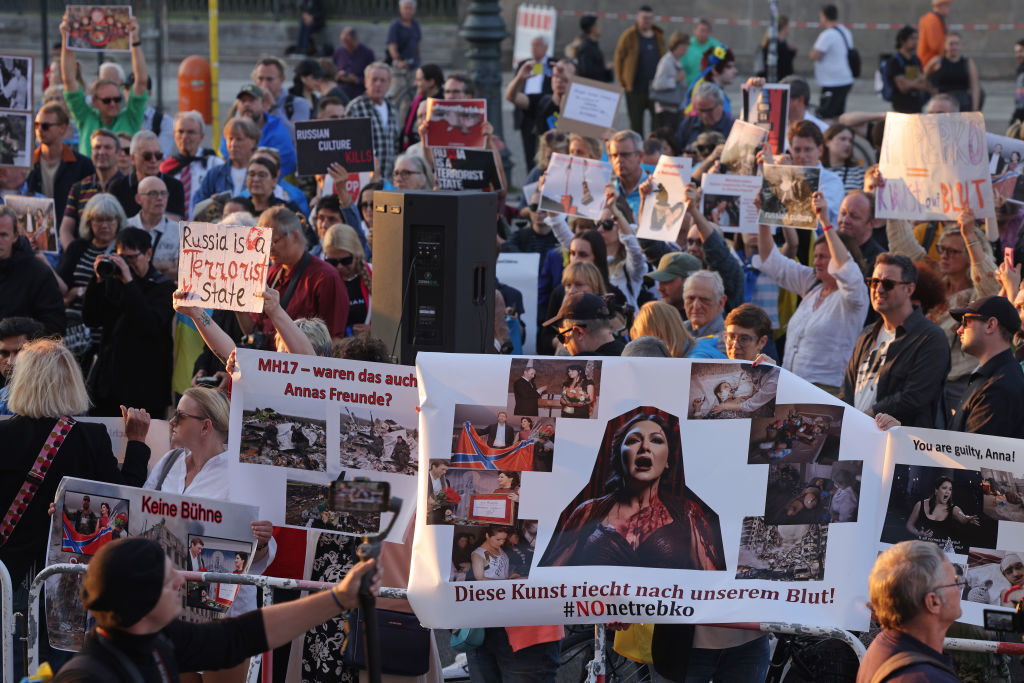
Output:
top-left (0, 54), bottom-right (33, 170)
top-left (412, 356), bottom-right (880, 630)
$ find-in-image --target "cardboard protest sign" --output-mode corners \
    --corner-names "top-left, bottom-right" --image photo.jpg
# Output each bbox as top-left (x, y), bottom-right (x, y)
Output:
top-left (701, 174), bottom-right (763, 233)
top-left (496, 252), bottom-right (541, 355)
top-left (759, 164), bottom-right (820, 230)
top-left (513, 5), bottom-right (556, 63)
top-left (425, 99), bottom-right (487, 149)
top-left (76, 417), bottom-right (171, 472)
top-left (637, 155), bottom-right (692, 241)
top-left (538, 153), bottom-right (613, 221)
top-left (556, 77), bottom-right (624, 139)
top-left (0, 56), bottom-right (32, 111)
top-left (721, 120), bottom-right (768, 176)
top-left (742, 84), bottom-right (789, 155)
top-left (322, 169), bottom-right (373, 200)
top-left (227, 349), bottom-right (419, 542)
top-left (3, 195), bottom-right (57, 251)
top-left (987, 132), bottom-right (1024, 205)
top-left (410, 355), bottom-right (885, 630)
top-left (432, 147), bottom-right (503, 191)
top-left (46, 477), bottom-right (259, 650)
top-left (65, 6), bottom-right (134, 52)
top-left (877, 112), bottom-right (995, 221)
top-left (0, 111), bottom-right (31, 169)
top-left (177, 222), bottom-right (272, 313)
top-left (294, 118), bottom-right (374, 176)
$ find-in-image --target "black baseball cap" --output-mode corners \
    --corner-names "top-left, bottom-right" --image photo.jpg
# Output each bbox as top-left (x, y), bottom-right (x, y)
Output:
top-left (543, 292), bottom-right (611, 328)
top-left (81, 538), bottom-right (166, 628)
top-left (950, 295), bottom-right (1022, 335)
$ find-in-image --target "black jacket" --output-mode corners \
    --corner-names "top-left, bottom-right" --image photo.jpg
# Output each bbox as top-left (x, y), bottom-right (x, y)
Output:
top-left (576, 37), bottom-right (612, 82)
top-left (0, 235), bottom-right (65, 335)
top-left (513, 377), bottom-right (540, 416)
top-left (840, 308), bottom-right (951, 428)
top-left (109, 170), bottom-right (186, 219)
top-left (82, 265), bottom-right (175, 415)
top-left (948, 349), bottom-right (1024, 438)
top-left (485, 422), bottom-right (516, 447)
top-left (25, 144), bottom-right (95, 218)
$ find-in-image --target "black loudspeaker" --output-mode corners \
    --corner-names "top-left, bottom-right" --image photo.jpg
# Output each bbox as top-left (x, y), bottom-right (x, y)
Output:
top-left (372, 190), bottom-right (497, 365)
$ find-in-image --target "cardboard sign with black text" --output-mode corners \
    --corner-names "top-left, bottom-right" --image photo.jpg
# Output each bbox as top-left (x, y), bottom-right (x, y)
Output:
top-left (432, 147), bottom-right (503, 192)
top-left (294, 118), bottom-right (374, 176)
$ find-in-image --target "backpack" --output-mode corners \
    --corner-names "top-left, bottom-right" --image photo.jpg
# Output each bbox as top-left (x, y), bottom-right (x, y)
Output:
top-left (833, 27), bottom-right (861, 79)
top-left (876, 53), bottom-right (905, 102)
top-left (284, 93), bottom-right (295, 120)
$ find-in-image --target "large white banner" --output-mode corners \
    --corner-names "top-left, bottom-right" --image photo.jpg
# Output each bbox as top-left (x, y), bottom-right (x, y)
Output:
top-left (877, 112), bottom-right (995, 221)
top-left (227, 348), bottom-right (418, 542)
top-left (410, 355), bottom-right (885, 630)
top-left (512, 5), bottom-right (556, 63)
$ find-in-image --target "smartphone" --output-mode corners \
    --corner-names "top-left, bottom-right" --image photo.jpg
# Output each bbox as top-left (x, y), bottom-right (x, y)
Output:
top-left (330, 480), bottom-right (391, 514)
top-left (1006, 246), bottom-right (1015, 269)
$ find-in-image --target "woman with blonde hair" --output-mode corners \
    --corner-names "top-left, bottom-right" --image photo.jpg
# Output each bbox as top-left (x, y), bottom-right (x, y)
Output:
top-left (324, 223), bottom-right (372, 336)
top-left (568, 133), bottom-right (603, 160)
top-left (630, 301), bottom-right (723, 359)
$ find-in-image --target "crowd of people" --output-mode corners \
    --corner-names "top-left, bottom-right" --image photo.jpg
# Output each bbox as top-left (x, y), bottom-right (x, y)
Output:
top-left (2, 0), bottom-right (1024, 680)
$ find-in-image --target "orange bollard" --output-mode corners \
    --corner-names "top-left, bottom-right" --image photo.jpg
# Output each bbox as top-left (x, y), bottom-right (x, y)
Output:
top-left (178, 56), bottom-right (211, 124)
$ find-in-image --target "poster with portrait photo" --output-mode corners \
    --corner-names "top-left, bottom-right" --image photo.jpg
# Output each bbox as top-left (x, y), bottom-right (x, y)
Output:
top-left (687, 362), bottom-right (780, 420)
top-left (185, 534), bottom-right (255, 614)
top-left (880, 464), bottom-right (996, 554)
top-left (0, 111), bottom-right (31, 168)
top-left (240, 403), bottom-right (327, 472)
top-left (748, 403), bottom-right (845, 465)
top-left (963, 549), bottom-right (1024, 611)
top-left (735, 516), bottom-right (828, 581)
top-left (986, 132), bottom-right (1024, 204)
top-left (449, 403), bottom-right (555, 472)
top-left (283, 478), bottom-right (382, 534)
top-left (979, 467), bottom-right (1024, 522)
top-left (763, 461), bottom-right (863, 526)
top-left (759, 164), bottom-right (819, 229)
top-left (434, 469), bottom-right (521, 526)
top-left (4, 195), bottom-right (57, 252)
top-left (720, 119), bottom-right (768, 176)
top-left (65, 5), bottom-right (134, 52)
top-left (742, 83), bottom-right (790, 155)
top-left (539, 153), bottom-right (613, 221)
top-left (338, 404), bottom-right (418, 475)
top-left (450, 520), bottom-right (538, 581)
top-left (507, 357), bottom-right (602, 420)
top-left (637, 155), bottom-right (691, 241)
top-left (700, 173), bottom-right (762, 233)
top-left (0, 56), bottom-right (32, 111)
top-left (60, 489), bottom-right (129, 556)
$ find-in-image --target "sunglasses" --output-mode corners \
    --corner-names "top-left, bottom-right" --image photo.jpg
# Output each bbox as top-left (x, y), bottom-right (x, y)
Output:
top-left (140, 151), bottom-right (164, 162)
top-left (98, 95), bottom-right (124, 105)
top-left (865, 277), bottom-right (912, 291)
top-left (597, 219), bottom-right (616, 231)
top-left (958, 313), bottom-right (988, 325)
top-left (327, 255), bottom-right (355, 267)
top-left (555, 324), bottom-right (586, 343)
top-left (34, 121), bottom-right (60, 131)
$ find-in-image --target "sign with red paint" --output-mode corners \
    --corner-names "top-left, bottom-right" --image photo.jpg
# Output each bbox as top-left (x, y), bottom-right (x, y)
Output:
top-left (513, 5), bottom-right (557, 63)
top-left (294, 117), bottom-right (374, 176)
top-left (876, 112), bottom-right (995, 221)
top-left (177, 221), bottom-right (272, 313)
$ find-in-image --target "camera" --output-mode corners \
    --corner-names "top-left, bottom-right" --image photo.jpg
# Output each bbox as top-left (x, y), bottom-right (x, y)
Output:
top-left (96, 256), bottom-right (118, 280)
top-left (984, 602), bottom-right (1024, 633)
top-left (238, 331), bottom-right (266, 349)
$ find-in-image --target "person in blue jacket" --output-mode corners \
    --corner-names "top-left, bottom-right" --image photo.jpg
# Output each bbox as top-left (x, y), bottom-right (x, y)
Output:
top-left (219, 85), bottom-right (296, 178)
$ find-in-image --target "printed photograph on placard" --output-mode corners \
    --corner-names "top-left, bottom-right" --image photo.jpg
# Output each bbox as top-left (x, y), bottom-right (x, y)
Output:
top-left (428, 469), bottom-right (520, 526)
top-left (506, 357), bottom-right (603, 420)
top-left (700, 173), bottom-right (763, 232)
top-left (65, 6), bottom-right (134, 52)
top-left (539, 406), bottom-right (726, 570)
top-left (449, 403), bottom-right (555, 473)
top-left (338, 405), bottom-right (418, 475)
top-left (450, 520), bottom-right (538, 581)
top-left (61, 489), bottom-right (129, 556)
top-left (538, 153), bottom-right (614, 221)
top-left (427, 458), bottom-right (459, 524)
top-left (763, 460), bottom-right (863, 525)
top-left (0, 112), bottom-right (31, 168)
top-left (880, 464), bottom-right (997, 553)
top-left (759, 164), bottom-right (820, 229)
top-left (735, 516), bottom-right (828, 581)
top-left (747, 403), bottom-right (845, 464)
top-left (240, 403), bottom-right (327, 471)
top-left (687, 362), bottom-right (780, 420)
top-left (185, 534), bottom-right (254, 614)
top-left (986, 133), bottom-right (1024, 204)
top-left (964, 549), bottom-right (1024, 608)
top-left (425, 98), bottom-right (487, 148)
top-left (701, 194), bottom-right (740, 228)
top-left (0, 56), bottom-right (32, 110)
top-left (720, 119), bottom-right (767, 176)
top-left (4, 195), bottom-right (58, 251)
top-left (636, 155), bottom-right (691, 240)
top-left (979, 467), bottom-right (1024, 522)
top-left (284, 479), bottom-right (381, 534)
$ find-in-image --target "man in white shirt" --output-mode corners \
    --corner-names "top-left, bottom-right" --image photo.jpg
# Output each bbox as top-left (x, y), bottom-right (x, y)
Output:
top-left (809, 4), bottom-right (855, 119)
top-left (159, 111), bottom-right (223, 219)
top-left (779, 76), bottom-right (829, 133)
top-left (126, 175), bottom-right (179, 279)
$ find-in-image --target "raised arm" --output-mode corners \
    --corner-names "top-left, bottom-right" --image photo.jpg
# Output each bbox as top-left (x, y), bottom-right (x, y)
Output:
top-left (958, 209), bottom-right (1000, 297)
top-left (261, 288), bottom-right (316, 355)
top-left (967, 58), bottom-right (981, 116)
top-left (59, 14), bottom-right (79, 93)
top-left (174, 290), bottom-right (237, 363)
top-left (128, 17), bottom-right (148, 97)
top-left (812, 191), bottom-right (850, 268)
top-left (504, 61), bottom-right (533, 111)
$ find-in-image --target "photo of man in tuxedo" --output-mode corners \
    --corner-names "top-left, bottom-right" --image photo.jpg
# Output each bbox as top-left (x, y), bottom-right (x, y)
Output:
top-left (513, 367), bottom-right (546, 416)
top-left (485, 411), bottom-right (516, 448)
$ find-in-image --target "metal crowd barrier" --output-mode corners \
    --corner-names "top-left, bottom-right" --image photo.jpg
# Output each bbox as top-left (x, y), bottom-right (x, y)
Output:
top-left (19, 563), bottom-right (1024, 682)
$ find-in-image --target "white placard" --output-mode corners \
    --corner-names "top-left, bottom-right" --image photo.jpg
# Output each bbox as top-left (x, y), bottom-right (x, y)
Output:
top-left (178, 222), bottom-right (272, 313)
top-left (701, 174), bottom-right (764, 233)
top-left (513, 5), bottom-right (557, 64)
top-left (637, 155), bottom-right (692, 241)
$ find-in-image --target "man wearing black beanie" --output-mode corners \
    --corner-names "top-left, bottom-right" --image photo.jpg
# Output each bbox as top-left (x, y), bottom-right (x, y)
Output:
top-left (54, 537), bottom-right (376, 682)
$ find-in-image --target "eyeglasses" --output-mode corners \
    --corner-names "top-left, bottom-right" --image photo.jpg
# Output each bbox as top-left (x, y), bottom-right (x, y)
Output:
top-left (91, 217), bottom-right (119, 226)
top-left (393, 169), bottom-right (423, 179)
top-left (695, 145), bottom-right (714, 155)
top-left (937, 245), bottom-right (964, 257)
top-left (98, 95), bottom-right (124, 105)
top-left (359, 201), bottom-right (373, 211)
top-left (170, 409), bottom-right (208, 424)
top-left (141, 190), bottom-right (169, 198)
top-left (932, 577), bottom-right (967, 592)
top-left (34, 121), bottom-right (60, 131)
top-left (117, 251), bottom-right (145, 261)
top-left (697, 105), bottom-right (719, 114)
top-left (139, 151), bottom-right (163, 162)
top-left (725, 332), bottom-right (757, 345)
top-left (597, 219), bottom-right (616, 231)
top-left (865, 277), bottom-right (912, 291)
top-left (327, 255), bottom-right (355, 267)
top-left (556, 324), bottom-right (586, 343)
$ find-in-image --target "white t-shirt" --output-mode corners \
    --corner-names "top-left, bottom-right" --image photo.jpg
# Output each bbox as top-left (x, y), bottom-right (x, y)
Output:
top-left (126, 214), bottom-right (180, 269)
top-left (472, 546), bottom-right (510, 579)
top-left (854, 326), bottom-right (896, 414)
top-left (229, 165), bottom-right (247, 196)
top-left (374, 101), bottom-right (390, 129)
top-left (812, 25), bottom-right (854, 87)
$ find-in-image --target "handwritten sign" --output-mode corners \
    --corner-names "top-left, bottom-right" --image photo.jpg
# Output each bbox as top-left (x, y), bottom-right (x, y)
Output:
top-left (178, 222), bottom-right (272, 313)
top-left (294, 118), bottom-right (374, 176)
top-left (432, 147), bottom-right (502, 191)
top-left (877, 112), bottom-right (995, 221)
top-left (556, 76), bottom-right (624, 138)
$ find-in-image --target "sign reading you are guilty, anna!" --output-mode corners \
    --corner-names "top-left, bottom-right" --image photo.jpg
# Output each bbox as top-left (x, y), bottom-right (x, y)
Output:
top-left (294, 118), bottom-right (374, 176)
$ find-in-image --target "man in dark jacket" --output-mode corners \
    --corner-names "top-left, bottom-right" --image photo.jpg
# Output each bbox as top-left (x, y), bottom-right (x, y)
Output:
top-left (485, 411), bottom-right (516, 448)
top-left (840, 253), bottom-right (950, 427)
top-left (83, 227), bottom-right (174, 417)
top-left (613, 6), bottom-right (665, 134)
top-left (109, 130), bottom-right (186, 219)
top-left (0, 207), bottom-right (65, 335)
top-left (574, 16), bottom-right (613, 82)
top-left (26, 102), bottom-right (94, 219)
top-left (513, 366), bottom-right (545, 416)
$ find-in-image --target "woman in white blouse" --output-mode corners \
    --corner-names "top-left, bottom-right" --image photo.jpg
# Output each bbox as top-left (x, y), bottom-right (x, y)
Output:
top-left (145, 387), bottom-right (276, 683)
top-left (754, 191), bottom-right (870, 393)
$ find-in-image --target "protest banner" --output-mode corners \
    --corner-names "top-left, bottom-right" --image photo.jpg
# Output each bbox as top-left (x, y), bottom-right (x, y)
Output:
top-left (512, 5), bottom-right (556, 64)
top-left (46, 477), bottom-right (259, 650)
top-left (294, 118), bottom-right (374, 176)
top-left (425, 99), bottom-right (487, 149)
top-left (637, 155), bottom-right (692, 241)
top-left (410, 355), bottom-right (888, 630)
top-left (226, 349), bottom-right (419, 542)
top-left (432, 147), bottom-right (503, 192)
top-left (496, 252), bottom-right (541, 355)
top-left (0, 56), bottom-right (32, 111)
top-left (65, 6), bottom-right (134, 51)
top-left (877, 112), bottom-right (995, 221)
top-left (322, 169), bottom-right (373, 201)
top-left (539, 153), bottom-right (613, 221)
top-left (742, 84), bottom-right (789, 155)
top-left (759, 164), bottom-right (820, 230)
top-left (77, 416), bottom-right (171, 471)
top-left (701, 174), bottom-right (763, 233)
top-left (177, 221), bottom-right (272, 313)
top-left (556, 77), bottom-right (624, 139)
top-left (987, 132), bottom-right (1024, 205)
top-left (0, 111), bottom-right (31, 169)
top-left (721, 120), bottom-right (768, 176)
top-left (3, 195), bottom-right (57, 251)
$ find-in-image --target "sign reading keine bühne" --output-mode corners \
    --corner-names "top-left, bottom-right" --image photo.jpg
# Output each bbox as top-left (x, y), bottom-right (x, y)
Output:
top-left (177, 222), bottom-right (272, 313)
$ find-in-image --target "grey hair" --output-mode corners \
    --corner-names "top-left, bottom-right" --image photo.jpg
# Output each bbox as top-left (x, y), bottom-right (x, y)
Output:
top-left (80, 193), bottom-right (127, 240)
top-left (294, 318), bottom-right (333, 356)
top-left (259, 206), bottom-right (306, 246)
top-left (129, 129), bottom-right (160, 156)
top-left (684, 269), bottom-right (725, 303)
top-left (399, 0), bottom-right (416, 6)
top-left (219, 211), bottom-right (257, 226)
top-left (394, 152), bottom-right (434, 189)
top-left (925, 93), bottom-right (961, 113)
top-left (174, 110), bottom-right (206, 136)
top-left (693, 81), bottom-right (723, 106)
top-left (610, 129), bottom-right (643, 151)
top-left (869, 541), bottom-right (948, 630)
top-left (364, 61), bottom-right (392, 81)
top-left (98, 61), bottom-right (126, 84)
top-left (622, 336), bottom-right (672, 358)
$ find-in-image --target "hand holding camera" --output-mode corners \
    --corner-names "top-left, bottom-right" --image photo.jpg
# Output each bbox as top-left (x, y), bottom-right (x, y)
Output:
top-left (94, 253), bottom-right (131, 283)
